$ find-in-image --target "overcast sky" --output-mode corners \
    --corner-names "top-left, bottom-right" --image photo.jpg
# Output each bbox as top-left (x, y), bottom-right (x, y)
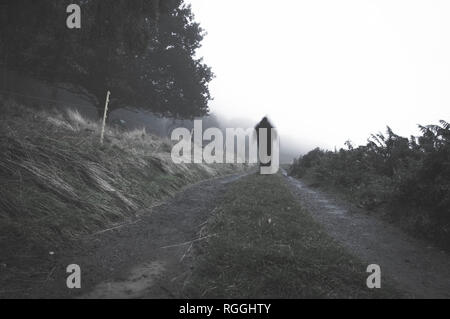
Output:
top-left (188, 0), bottom-right (450, 152)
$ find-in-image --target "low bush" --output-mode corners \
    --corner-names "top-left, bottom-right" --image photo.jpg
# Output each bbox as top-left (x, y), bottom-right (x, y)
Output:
top-left (290, 123), bottom-right (450, 248)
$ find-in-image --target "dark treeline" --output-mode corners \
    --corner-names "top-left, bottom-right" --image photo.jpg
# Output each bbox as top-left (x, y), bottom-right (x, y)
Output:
top-left (0, 0), bottom-right (212, 118)
top-left (290, 121), bottom-right (450, 248)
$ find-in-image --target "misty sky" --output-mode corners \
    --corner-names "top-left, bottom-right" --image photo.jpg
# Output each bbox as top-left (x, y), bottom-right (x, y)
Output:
top-left (188, 0), bottom-right (450, 152)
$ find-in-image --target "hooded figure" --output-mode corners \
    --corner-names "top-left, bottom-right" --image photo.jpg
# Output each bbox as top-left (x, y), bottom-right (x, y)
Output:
top-left (255, 116), bottom-right (274, 167)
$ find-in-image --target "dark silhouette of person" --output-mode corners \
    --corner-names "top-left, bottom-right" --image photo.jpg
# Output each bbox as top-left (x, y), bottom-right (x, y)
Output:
top-left (255, 116), bottom-right (274, 167)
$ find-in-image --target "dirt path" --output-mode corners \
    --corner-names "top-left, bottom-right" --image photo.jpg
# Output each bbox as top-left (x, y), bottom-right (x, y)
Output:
top-left (80, 172), bottom-right (251, 299)
top-left (3, 172), bottom-right (250, 299)
top-left (5, 169), bottom-right (449, 298)
top-left (283, 171), bottom-right (450, 298)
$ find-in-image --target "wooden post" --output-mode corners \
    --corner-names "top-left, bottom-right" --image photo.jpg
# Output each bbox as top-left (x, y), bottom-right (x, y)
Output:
top-left (100, 90), bottom-right (111, 145)
top-left (1, 5), bottom-right (7, 91)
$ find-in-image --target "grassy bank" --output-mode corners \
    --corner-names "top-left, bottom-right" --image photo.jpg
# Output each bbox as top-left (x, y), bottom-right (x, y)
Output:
top-left (183, 173), bottom-right (401, 298)
top-left (0, 97), bottom-right (246, 261)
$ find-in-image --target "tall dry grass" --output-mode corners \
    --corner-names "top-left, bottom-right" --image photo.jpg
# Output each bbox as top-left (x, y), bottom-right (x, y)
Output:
top-left (0, 96), bottom-right (245, 258)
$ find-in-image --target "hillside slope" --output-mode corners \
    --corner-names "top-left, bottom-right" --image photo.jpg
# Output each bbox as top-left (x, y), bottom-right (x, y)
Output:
top-left (0, 96), bottom-right (247, 264)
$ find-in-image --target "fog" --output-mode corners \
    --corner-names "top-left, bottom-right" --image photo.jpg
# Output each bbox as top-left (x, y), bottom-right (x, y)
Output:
top-left (189, 0), bottom-right (450, 153)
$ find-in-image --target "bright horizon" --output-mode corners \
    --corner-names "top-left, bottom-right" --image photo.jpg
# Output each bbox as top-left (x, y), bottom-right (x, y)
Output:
top-left (189, 0), bottom-right (450, 153)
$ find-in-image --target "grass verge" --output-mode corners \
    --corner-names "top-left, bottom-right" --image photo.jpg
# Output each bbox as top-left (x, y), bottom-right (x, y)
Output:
top-left (183, 173), bottom-right (401, 298)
